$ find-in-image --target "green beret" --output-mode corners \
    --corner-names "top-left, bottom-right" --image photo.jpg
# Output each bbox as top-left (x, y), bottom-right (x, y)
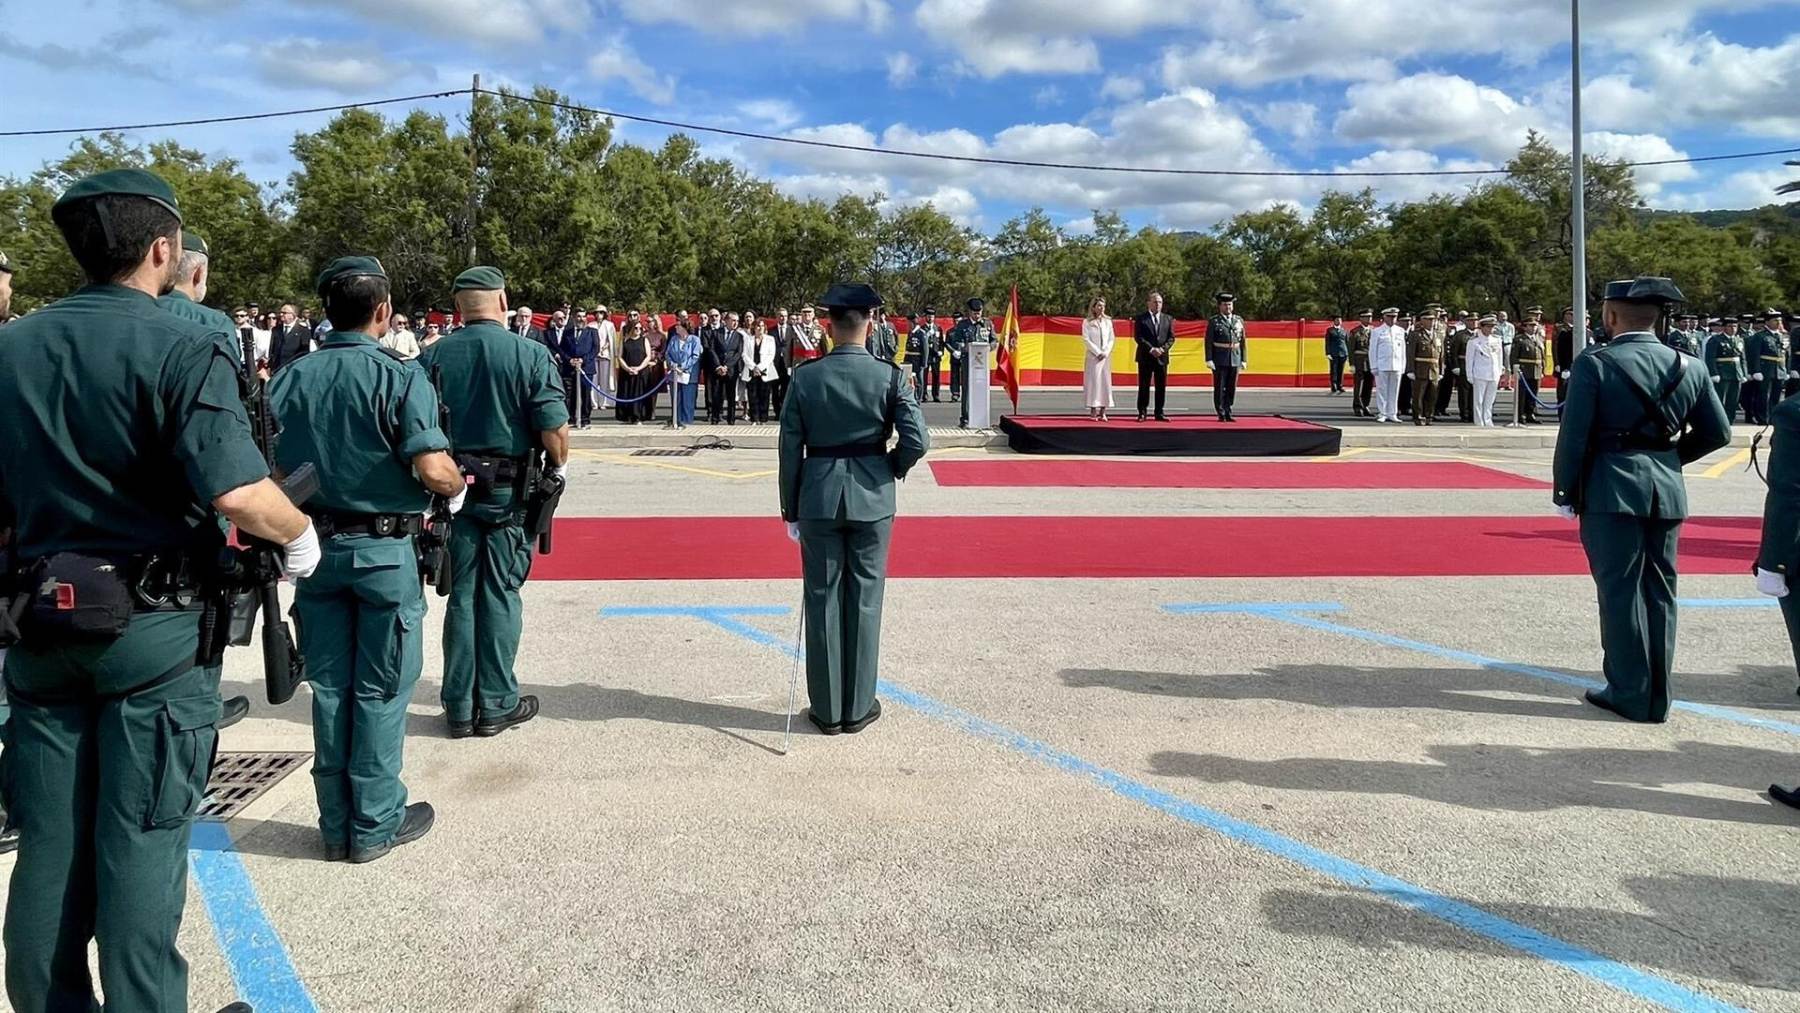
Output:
top-left (52, 169), bottom-right (182, 221)
top-left (315, 256), bottom-right (387, 297)
top-left (181, 231), bottom-right (209, 256)
top-left (453, 266), bottom-right (505, 292)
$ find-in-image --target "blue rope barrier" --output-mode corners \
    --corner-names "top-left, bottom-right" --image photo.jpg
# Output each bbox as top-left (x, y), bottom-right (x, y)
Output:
top-left (577, 367), bottom-right (672, 405)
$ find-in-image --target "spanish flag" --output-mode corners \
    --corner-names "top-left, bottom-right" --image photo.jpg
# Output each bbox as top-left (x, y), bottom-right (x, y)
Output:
top-left (996, 284), bottom-right (1022, 414)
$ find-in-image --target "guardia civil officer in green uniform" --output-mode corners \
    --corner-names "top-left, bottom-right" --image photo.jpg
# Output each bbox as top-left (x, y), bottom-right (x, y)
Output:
top-left (1552, 277), bottom-right (1732, 723)
top-left (1755, 390), bottom-right (1800, 806)
top-left (778, 283), bottom-right (929, 734)
top-left (1704, 316), bottom-right (1746, 424)
top-left (950, 297), bottom-right (996, 429)
top-left (1750, 310), bottom-right (1788, 424)
top-left (0, 169), bottom-right (316, 1013)
top-left (419, 267), bottom-right (569, 738)
top-left (271, 257), bottom-right (467, 862)
top-left (869, 306), bottom-right (900, 362)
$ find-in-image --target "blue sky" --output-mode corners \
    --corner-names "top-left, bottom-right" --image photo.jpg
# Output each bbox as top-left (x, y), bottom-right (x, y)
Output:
top-left (1, 0), bottom-right (1796, 233)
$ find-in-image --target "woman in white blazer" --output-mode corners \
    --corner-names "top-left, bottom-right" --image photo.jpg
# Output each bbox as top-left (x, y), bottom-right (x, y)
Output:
top-left (743, 317), bottom-right (780, 423)
top-left (1082, 296), bottom-right (1116, 421)
top-left (1465, 313), bottom-right (1505, 427)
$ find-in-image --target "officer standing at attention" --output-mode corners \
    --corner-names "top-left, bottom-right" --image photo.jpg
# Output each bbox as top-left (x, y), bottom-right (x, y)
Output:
top-left (1552, 277), bottom-right (1731, 723)
top-left (270, 257), bottom-right (468, 863)
top-left (1705, 316), bottom-right (1745, 424)
top-left (778, 284), bottom-right (929, 734)
top-left (1751, 310), bottom-right (1788, 424)
top-left (419, 267), bottom-right (569, 738)
top-left (1322, 315), bottom-right (1348, 395)
top-left (156, 230), bottom-right (259, 731)
top-left (0, 168), bottom-right (317, 1013)
top-left (869, 306), bottom-right (900, 362)
top-left (1511, 310), bottom-right (1547, 424)
top-left (906, 308), bottom-right (939, 399)
top-left (1206, 292), bottom-right (1246, 422)
top-left (952, 297), bottom-right (996, 429)
top-left (1406, 310), bottom-right (1445, 426)
top-left (1348, 310), bottom-right (1375, 416)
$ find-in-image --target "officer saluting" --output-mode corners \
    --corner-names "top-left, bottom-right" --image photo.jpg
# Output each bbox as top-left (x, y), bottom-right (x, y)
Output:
top-left (419, 267), bottom-right (569, 738)
top-left (778, 283), bottom-right (929, 734)
top-left (1552, 277), bottom-right (1731, 723)
top-left (0, 169), bottom-right (316, 1013)
top-left (270, 257), bottom-right (468, 862)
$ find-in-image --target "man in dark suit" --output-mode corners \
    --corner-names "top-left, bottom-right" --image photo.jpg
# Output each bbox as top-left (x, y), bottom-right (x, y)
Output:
top-left (268, 302), bottom-right (314, 371)
top-left (511, 305), bottom-right (540, 343)
top-left (702, 311), bottom-right (743, 425)
top-left (560, 313), bottom-right (600, 428)
top-left (1134, 291), bottom-right (1174, 422)
top-left (1552, 277), bottom-right (1731, 723)
top-left (771, 308), bottom-right (792, 415)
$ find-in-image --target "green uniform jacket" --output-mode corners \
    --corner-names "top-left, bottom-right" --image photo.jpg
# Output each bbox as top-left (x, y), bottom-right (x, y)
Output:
top-left (1552, 332), bottom-right (1733, 517)
top-left (417, 320), bottom-right (568, 524)
top-left (870, 322), bottom-right (900, 362)
top-left (1705, 332), bottom-right (1747, 382)
top-left (945, 318), bottom-right (992, 362)
top-left (158, 290), bottom-right (240, 361)
top-left (0, 285), bottom-right (267, 559)
top-left (1205, 313), bottom-right (1247, 369)
top-left (1445, 328), bottom-right (1469, 377)
top-left (268, 332), bottom-right (450, 514)
top-left (1348, 325), bottom-right (1372, 369)
top-left (1406, 328), bottom-right (1446, 382)
top-left (1751, 328), bottom-right (1787, 380)
top-left (1510, 331), bottom-right (1546, 381)
top-left (777, 345), bottom-right (929, 522)
top-left (1756, 397), bottom-right (1800, 575)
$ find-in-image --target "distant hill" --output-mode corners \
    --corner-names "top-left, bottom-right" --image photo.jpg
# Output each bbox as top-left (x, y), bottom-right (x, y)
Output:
top-left (1641, 203), bottom-right (1800, 229)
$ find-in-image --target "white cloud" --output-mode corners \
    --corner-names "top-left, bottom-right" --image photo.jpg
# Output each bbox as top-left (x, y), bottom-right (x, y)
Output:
top-left (1254, 101), bottom-right (1319, 143)
top-left (296, 0), bottom-right (588, 44)
top-left (586, 39), bottom-right (677, 105)
top-left (1099, 75), bottom-right (1144, 102)
top-left (1328, 148), bottom-right (1495, 205)
top-left (1335, 73), bottom-right (1547, 161)
top-left (914, 0), bottom-right (1105, 75)
top-left (1582, 32), bottom-right (1800, 135)
top-left (1580, 131), bottom-right (1697, 200)
top-left (737, 99), bottom-right (802, 129)
top-left (1033, 85), bottom-right (1064, 107)
top-left (886, 52), bottom-right (918, 87)
top-left (257, 37), bottom-right (431, 93)
top-left (1665, 167), bottom-right (1796, 210)
top-left (611, 0), bottom-right (886, 34)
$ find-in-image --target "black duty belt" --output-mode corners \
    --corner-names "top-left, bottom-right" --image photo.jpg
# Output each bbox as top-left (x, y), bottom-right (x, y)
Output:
top-left (11, 550), bottom-right (211, 613)
top-left (1595, 430), bottom-right (1676, 453)
top-left (309, 510), bottom-right (425, 538)
top-left (807, 443), bottom-right (886, 459)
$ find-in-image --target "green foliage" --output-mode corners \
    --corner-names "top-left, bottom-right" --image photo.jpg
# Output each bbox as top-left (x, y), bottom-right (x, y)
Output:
top-left (4, 107), bottom-right (1796, 320)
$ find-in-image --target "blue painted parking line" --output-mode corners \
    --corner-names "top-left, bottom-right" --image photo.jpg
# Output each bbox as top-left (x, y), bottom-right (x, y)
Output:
top-left (189, 822), bottom-right (318, 1013)
top-left (1166, 602), bottom-right (1800, 739)
top-left (1681, 598), bottom-right (1780, 609)
top-left (603, 604), bottom-right (1743, 1012)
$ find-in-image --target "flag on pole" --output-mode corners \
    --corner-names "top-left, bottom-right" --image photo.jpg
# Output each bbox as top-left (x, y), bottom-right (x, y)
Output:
top-left (995, 284), bottom-right (1022, 414)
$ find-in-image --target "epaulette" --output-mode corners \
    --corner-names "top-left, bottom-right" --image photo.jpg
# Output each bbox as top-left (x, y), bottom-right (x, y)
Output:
top-left (374, 345), bottom-right (409, 363)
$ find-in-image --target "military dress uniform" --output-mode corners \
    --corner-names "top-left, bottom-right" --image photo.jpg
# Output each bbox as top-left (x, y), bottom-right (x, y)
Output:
top-left (950, 301), bottom-right (995, 428)
top-left (1406, 320), bottom-right (1446, 425)
top-left (1512, 325), bottom-right (1547, 424)
top-left (1552, 278), bottom-right (1732, 723)
top-left (270, 258), bottom-right (450, 861)
top-left (0, 171), bottom-right (273, 1011)
top-left (1445, 320), bottom-right (1472, 421)
top-left (778, 284), bottom-right (929, 734)
top-left (418, 268), bottom-right (568, 735)
top-left (1349, 314), bottom-right (1375, 416)
top-left (869, 318), bottom-right (900, 362)
top-left (1751, 319), bottom-right (1788, 424)
top-left (1705, 323), bottom-right (1746, 424)
top-left (906, 314), bottom-right (939, 398)
top-left (1206, 296), bottom-right (1246, 422)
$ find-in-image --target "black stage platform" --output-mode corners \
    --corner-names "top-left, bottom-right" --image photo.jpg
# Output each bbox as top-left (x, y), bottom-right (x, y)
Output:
top-left (997, 414), bottom-right (1342, 457)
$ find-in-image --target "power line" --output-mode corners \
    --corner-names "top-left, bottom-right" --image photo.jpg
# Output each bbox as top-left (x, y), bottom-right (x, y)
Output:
top-left (3, 84), bottom-right (1797, 180)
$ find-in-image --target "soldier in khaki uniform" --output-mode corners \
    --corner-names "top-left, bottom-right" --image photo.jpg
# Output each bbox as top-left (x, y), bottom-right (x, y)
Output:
top-left (1348, 310), bottom-right (1375, 417)
top-left (777, 284), bottom-right (929, 734)
top-left (1512, 308), bottom-right (1548, 424)
top-left (1406, 310), bottom-right (1446, 425)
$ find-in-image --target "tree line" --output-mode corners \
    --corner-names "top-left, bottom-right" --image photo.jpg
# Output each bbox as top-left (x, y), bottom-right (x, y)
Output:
top-left (3, 86), bottom-right (1796, 320)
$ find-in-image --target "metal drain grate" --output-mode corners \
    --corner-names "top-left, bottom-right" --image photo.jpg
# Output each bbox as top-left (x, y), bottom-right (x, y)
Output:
top-left (199, 752), bottom-right (311, 821)
top-left (631, 448), bottom-right (698, 457)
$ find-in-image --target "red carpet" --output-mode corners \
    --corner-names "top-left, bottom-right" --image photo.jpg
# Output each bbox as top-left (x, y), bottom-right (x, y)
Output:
top-left (531, 516), bottom-right (1758, 580)
top-left (929, 460), bottom-right (1547, 490)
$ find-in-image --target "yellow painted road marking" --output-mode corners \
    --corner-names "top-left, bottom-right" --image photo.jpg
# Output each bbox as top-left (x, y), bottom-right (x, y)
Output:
top-left (1370, 446), bottom-right (1540, 467)
top-left (571, 448), bottom-right (776, 481)
top-left (1696, 448), bottom-right (1750, 479)
top-left (1311, 447), bottom-right (1370, 462)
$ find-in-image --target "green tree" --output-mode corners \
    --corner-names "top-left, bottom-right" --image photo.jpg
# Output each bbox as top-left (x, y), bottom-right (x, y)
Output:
top-left (1221, 205), bottom-right (1315, 316)
top-left (1303, 189), bottom-right (1386, 316)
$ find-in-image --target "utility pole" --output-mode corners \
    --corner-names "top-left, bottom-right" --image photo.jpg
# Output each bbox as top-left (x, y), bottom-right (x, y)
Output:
top-left (466, 73), bottom-right (480, 269)
top-left (1570, 0), bottom-right (1588, 354)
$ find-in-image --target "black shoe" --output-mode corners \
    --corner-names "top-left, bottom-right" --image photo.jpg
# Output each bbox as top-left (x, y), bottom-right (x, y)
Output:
top-left (348, 802), bottom-right (435, 865)
top-left (447, 717), bottom-right (474, 740)
top-left (0, 826), bottom-right (17, 856)
top-left (1771, 784), bottom-right (1800, 810)
top-left (1582, 687), bottom-right (1663, 723)
top-left (806, 710), bottom-right (843, 735)
top-left (1136, 414), bottom-right (1146, 423)
top-left (323, 841), bottom-right (348, 862)
top-left (1155, 414), bottom-right (1170, 422)
top-left (475, 696), bottom-right (539, 737)
top-left (842, 699), bottom-right (883, 734)
top-left (218, 695), bottom-right (250, 731)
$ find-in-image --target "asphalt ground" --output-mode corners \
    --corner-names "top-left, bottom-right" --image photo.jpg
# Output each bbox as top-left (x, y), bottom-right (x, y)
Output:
top-left (5, 441), bottom-right (1798, 1013)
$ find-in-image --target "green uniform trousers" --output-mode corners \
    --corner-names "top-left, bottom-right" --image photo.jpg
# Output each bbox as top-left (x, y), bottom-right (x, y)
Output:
top-left (294, 535), bottom-right (425, 851)
top-left (798, 516), bottom-right (893, 725)
top-left (2, 613), bottom-right (221, 1013)
top-left (442, 518), bottom-right (531, 723)
top-left (1715, 378), bottom-right (1741, 424)
top-left (1579, 513), bottom-right (1682, 721)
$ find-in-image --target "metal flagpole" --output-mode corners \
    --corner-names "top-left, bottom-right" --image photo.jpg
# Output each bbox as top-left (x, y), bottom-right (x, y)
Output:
top-left (1570, 0), bottom-right (1589, 356)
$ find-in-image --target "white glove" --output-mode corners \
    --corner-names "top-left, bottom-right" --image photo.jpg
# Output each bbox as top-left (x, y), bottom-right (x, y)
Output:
top-left (1555, 505), bottom-right (1576, 521)
top-left (1560, 370), bottom-right (1569, 379)
top-left (554, 463), bottom-right (568, 481)
top-left (446, 485), bottom-right (467, 515)
top-left (281, 521), bottom-right (322, 581)
top-left (1712, 375), bottom-right (1721, 382)
top-left (786, 522), bottom-right (800, 543)
top-left (1757, 568), bottom-right (1789, 598)
top-left (1754, 373), bottom-right (1764, 381)
top-left (1406, 373), bottom-right (1415, 380)
top-left (1789, 370), bottom-right (1797, 380)
top-left (1453, 368), bottom-right (1462, 375)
